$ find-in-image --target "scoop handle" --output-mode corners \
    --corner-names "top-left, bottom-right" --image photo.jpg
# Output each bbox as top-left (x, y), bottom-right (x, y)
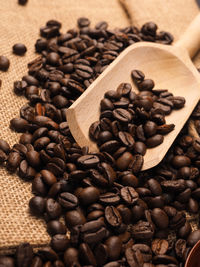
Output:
top-left (175, 13), bottom-right (200, 58)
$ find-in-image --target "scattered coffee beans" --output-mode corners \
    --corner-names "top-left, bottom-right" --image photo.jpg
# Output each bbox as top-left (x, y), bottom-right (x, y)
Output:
top-left (13, 43), bottom-right (27, 55)
top-left (0, 17), bottom-right (198, 267)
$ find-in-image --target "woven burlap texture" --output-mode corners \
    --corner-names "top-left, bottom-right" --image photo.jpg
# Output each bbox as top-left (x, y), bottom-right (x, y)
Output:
top-left (0, 0), bottom-right (129, 255)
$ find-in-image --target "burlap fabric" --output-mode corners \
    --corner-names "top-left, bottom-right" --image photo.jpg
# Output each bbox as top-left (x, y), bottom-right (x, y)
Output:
top-left (0, 0), bottom-right (129, 255)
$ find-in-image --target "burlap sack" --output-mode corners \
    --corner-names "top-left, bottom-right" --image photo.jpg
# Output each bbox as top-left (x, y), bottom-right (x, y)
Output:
top-left (0, 0), bottom-right (129, 255)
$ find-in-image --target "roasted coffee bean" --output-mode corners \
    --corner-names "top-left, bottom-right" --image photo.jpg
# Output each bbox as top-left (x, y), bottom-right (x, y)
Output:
top-left (78, 186), bottom-right (100, 206)
top-left (152, 255), bottom-right (178, 265)
top-left (7, 151), bottom-right (21, 171)
top-left (125, 247), bottom-right (144, 266)
top-left (120, 186), bottom-right (138, 205)
top-left (146, 134), bottom-right (164, 148)
top-left (100, 192), bottom-right (121, 205)
top-left (79, 243), bottom-right (97, 266)
top-left (18, 0), bottom-right (28, 5)
top-left (0, 55), bottom-right (10, 71)
top-left (65, 208), bottom-right (86, 229)
top-left (187, 229), bottom-right (200, 247)
top-left (64, 248), bottom-right (80, 267)
top-left (133, 141), bottom-right (146, 155)
top-left (178, 221), bottom-right (192, 239)
top-left (26, 150), bottom-right (41, 168)
top-left (175, 239), bottom-right (186, 259)
top-left (81, 219), bottom-right (107, 244)
top-left (143, 121), bottom-right (157, 137)
top-left (105, 206), bottom-right (122, 227)
top-left (94, 243), bottom-right (108, 266)
top-left (37, 247), bottom-right (58, 261)
top-left (151, 208), bottom-right (169, 229)
top-left (10, 118), bottom-right (29, 132)
top-left (0, 139), bottom-right (10, 154)
top-left (131, 154), bottom-right (144, 173)
top-left (132, 221), bottom-right (154, 239)
top-left (29, 196), bottom-right (45, 216)
top-left (116, 152), bottom-right (134, 171)
top-left (120, 171), bottom-right (138, 187)
top-left (105, 236), bottom-right (122, 260)
top-left (58, 192), bottom-right (78, 210)
top-left (50, 234), bottom-right (69, 252)
top-left (172, 155), bottom-right (191, 168)
top-left (113, 108), bottom-right (132, 122)
top-left (131, 69), bottom-right (145, 83)
top-left (77, 154), bottom-right (100, 168)
top-left (46, 198), bottom-right (62, 219)
top-left (132, 244), bottom-right (152, 262)
top-left (16, 243), bottom-right (33, 267)
top-left (47, 220), bottom-right (67, 236)
top-left (138, 79), bottom-right (155, 91)
top-left (13, 43), bottom-right (27, 55)
top-left (151, 239), bottom-right (168, 255)
top-left (147, 179), bottom-right (162, 196)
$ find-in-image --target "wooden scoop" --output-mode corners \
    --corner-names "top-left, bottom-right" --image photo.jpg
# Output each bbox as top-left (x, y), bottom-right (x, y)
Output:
top-left (67, 14), bottom-right (200, 171)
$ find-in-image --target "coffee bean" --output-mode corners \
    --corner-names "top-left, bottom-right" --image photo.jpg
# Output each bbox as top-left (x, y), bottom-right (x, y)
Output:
top-left (146, 134), bottom-right (164, 148)
top-left (116, 152), bottom-right (134, 171)
top-left (178, 221), bottom-right (192, 239)
top-left (132, 243), bottom-right (152, 262)
top-left (64, 248), bottom-right (80, 267)
top-left (13, 43), bottom-right (27, 55)
top-left (78, 187), bottom-right (100, 206)
top-left (46, 198), bottom-right (62, 219)
top-left (132, 221), bottom-right (154, 239)
top-left (113, 108), bottom-right (132, 122)
top-left (187, 229), bottom-right (200, 247)
top-left (50, 234), bottom-right (69, 252)
top-left (138, 79), bottom-right (155, 91)
top-left (10, 118), bottom-right (29, 132)
top-left (81, 219), bottom-right (107, 244)
top-left (18, 0), bottom-right (28, 5)
top-left (26, 150), bottom-right (41, 168)
top-left (118, 131), bottom-right (135, 148)
top-left (77, 17), bottom-right (90, 28)
top-left (16, 243), bottom-right (33, 267)
top-left (58, 192), bottom-right (78, 210)
top-left (172, 155), bottom-right (191, 168)
top-left (47, 220), bottom-right (67, 236)
top-left (147, 179), bottom-right (162, 196)
top-left (0, 55), bottom-right (10, 71)
top-left (0, 139), bottom-right (10, 154)
top-left (94, 243), bottom-right (108, 266)
top-left (105, 206), bottom-right (122, 227)
top-left (79, 242), bottom-right (97, 266)
top-left (151, 239), bottom-right (168, 255)
top-left (143, 121), bottom-right (157, 137)
top-left (131, 70), bottom-right (145, 83)
top-left (65, 209), bottom-right (86, 229)
top-left (77, 154), bottom-right (100, 168)
top-left (175, 239), bottom-right (186, 259)
top-left (100, 192), bottom-right (121, 205)
top-left (133, 141), bottom-right (146, 155)
top-left (120, 186), bottom-right (138, 205)
top-left (7, 152), bottom-right (21, 172)
top-left (105, 236), bottom-right (122, 260)
top-left (151, 208), bottom-right (169, 229)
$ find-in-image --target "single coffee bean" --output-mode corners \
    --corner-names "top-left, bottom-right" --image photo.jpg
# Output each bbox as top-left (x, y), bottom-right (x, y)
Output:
top-left (138, 79), bottom-right (155, 91)
top-left (13, 43), bottom-right (27, 55)
top-left (0, 139), bottom-right (10, 154)
top-left (132, 243), bottom-right (152, 262)
top-left (65, 209), bottom-right (86, 229)
top-left (81, 219), bottom-right (107, 244)
top-left (147, 179), bottom-right (162, 196)
top-left (29, 196), bottom-right (45, 216)
top-left (151, 208), bottom-right (169, 229)
top-left (78, 186), bottom-right (100, 206)
top-left (0, 55), bottom-right (10, 71)
top-left (64, 248), bottom-right (80, 267)
top-left (18, 0), bottom-right (28, 5)
top-left (172, 155), bottom-right (191, 168)
top-left (187, 229), bottom-right (200, 247)
top-left (79, 243), bottom-right (97, 266)
top-left (146, 134), bottom-right (164, 148)
top-left (175, 239), bottom-right (186, 259)
top-left (131, 69), bottom-right (145, 83)
top-left (116, 152), bottom-right (134, 171)
top-left (50, 234), bottom-right (69, 252)
top-left (105, 236), bottom-right (122, 260)
top-left (120, 186), bottom-right (139, 205)
top-left (178, 221), bottom-right (192, 239)
top-left (16, 243), bottom-right (33, 267)
top-left (46, 198), bottom-right (62, 219)
top-left (143, 121), bottom-right (157, 137)
top-left (47, 220), bottom-right (67, 236)
top-left (58, 192), bottom-right (78, 210)
top-left (94, 243), bottom-right (108, 266)
top-left (133, 141), bottom-right (146, 155)
top-left (151, 239), bottom-right (168, 255)
top-left (105, 206), bottom-right (122, 227)
top-left (10, 118), bottom-right (29, 132)
top-left (77, 154), bottom-right (100, 168)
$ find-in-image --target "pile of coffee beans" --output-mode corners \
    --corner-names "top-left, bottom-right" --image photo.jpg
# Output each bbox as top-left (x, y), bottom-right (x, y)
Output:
top-left (89, 69), bottom-right (185, 173)
top-left (0, 17), bottom-right (199, 267)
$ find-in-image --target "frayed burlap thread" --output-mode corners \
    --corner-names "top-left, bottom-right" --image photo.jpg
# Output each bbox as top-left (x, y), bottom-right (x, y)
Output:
top-left (0, 0), bottom-right (129, 255)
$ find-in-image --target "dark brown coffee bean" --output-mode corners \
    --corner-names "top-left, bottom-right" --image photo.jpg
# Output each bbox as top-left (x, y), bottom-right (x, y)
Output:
top-left (64, 248), bottom-right (80, 267)
top-left (78, 187), bottom-right (100, 206)
top-left (18, 0), bottom-right (28, 5)
top-left (65, 209), bottom-right (86, 229)
top-left (157, 124), bottom-right (175, 135)
top-left (175, 239), bottom-right (186, 259)
top-left (132, 243), bottom-right (152, 262)
top-left (77, 17), bottom-right (90, 28)
top-left (58, 192), bottom-right (78, 210)
top-left (116, 83), bottom-right (132, 96)
top-left (138, 79), bottom-right (154, 91)
top-left (178, 221), bottom-right (192, 239)
top-left (143, 121), bottom-right (157, 137)
top-left (10, 118), bottom-right (29, 132)
top-left (47, 220), bottom-right (66, 236)
top-left (151, 239), bottom-right (168, 255)
top-left (171, 96), bottom-right (185, 109)
top-left (132, 221), bottom-right (154, 240)
top-left (0, 256), bottom-right (15, 267)
top-left (133, 141), bottom-right (146, 155)
top-left (131, 154), bottom-right (144, 173)
top-left (79, 243), bottom-right (97, 266)
top-left (46, 198), bottom-right (62, 219)
top-left (99, 192), bottom-right (120, 205)
top-left (16, 243), bottom-right (33, 267)
top-left (151, 208), bottom-right (169, 229)
top-left (0, 139), bottom-right (10, 154)
top-left (141, 22), bottom-right (157, 36)
top-left (116, 152), bottom-right (134, 171)
top-left (29, 196), bottom-right (45, 216)
top-left (26, 150), bottom-right (41, 168)
top-left (0, 55), bottom-right (10, 71)
top-left (13, 43), bottom-right (27, 55)
top-left (131, 69), bottom-right (145, 83)
top-left (113, 108), bottom-right (132, 122)
top-left (120, 172), bottom-right (138, 187)
top-left (118, 131), bottom-right (135, 148)
top-left (7, 152), bottom-right (21, 171)
top-left (152, 255), bottom-right (178, 265)
top-left (50, 234), bottom-right (69, 252)
top-left (125, 247), bottom-right (144, 266)
top-left (146, 134), bottom-right (164, 148)
top-left (120, 186), bottom-right (138, 205)
top-left (94, 243), bottom-right (108, 266)
top-left (105, 236), bottom-right (122, 260)
top-left (147, 179), bottom-right (162, 196)
top-left (81, 219), bottom-right (107, 244)
top-left (77, 154), bottom-right (100, 168)
top-left (171, 155), bottom-right (191, 168)
top-left (105, 206), bottom-right (122, 227)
